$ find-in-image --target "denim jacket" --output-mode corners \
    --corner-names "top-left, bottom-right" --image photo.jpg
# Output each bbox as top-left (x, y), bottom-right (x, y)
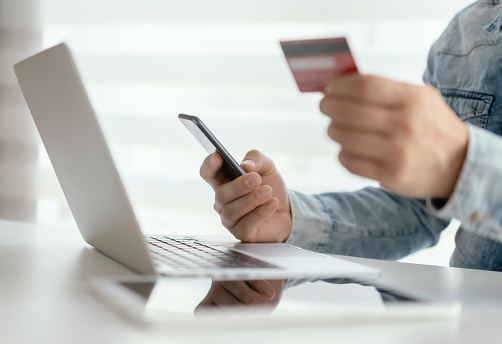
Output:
top-left (286, 0), bottom-right (502, 271)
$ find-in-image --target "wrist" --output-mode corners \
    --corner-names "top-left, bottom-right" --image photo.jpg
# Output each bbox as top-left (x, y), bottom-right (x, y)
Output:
top-left (435, 122), bottom-right (469, 199)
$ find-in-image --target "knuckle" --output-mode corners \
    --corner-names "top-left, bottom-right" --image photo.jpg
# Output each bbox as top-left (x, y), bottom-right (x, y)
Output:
top-left (247, 193), bottom-right (260, 207)
top-left (219, 205), bottom-right (231, 221)
top-left (213, 193), bottom-right (225, 210)
top-left (213, 202), bottom-right (221, 214)
top-left (238, 224), bottom-right (257, 243)
top-left (210, 284), bottom-right (225, 301)
top-left (199, 167), bottom-right (212, 183)
top-left (338, 149), bottom-right (351, 166)
top-left (386, 162), bottom-right (407, 186)
top-left (255, 200), bottom-right (273, 220)
top-left (242, 294), bottom-right (261, 306)
top-left (245, 149), bottom-right (263, 163)
top-left (319, 97), bottom-right (330, 115)
top-left (254, 204), bottom-right (266, 220)
top-left (357, 75), bottom-right (377, 97)
top-left (320, 97), bottom-right (340, 118)
top-left (327, 126), bottom-right (334, 141)
top-left (338, 151), bottom-right (363, 176)
top-left (239, 233), bottom-right (255, 243)
top-left (391, 144), bottom-right (408, 161)
top-left (247, 149), bottom-right (261, 156)
top-left (328, 124), bottom-right (344, 143)
top-left (220, 206), bottom-right (236, 227)
top-left (221, 218), bottom-right (233, 232)
top-left (199, 155), bottom-right (216, 180)
top-left (396, 117), bottom-right (416, 136)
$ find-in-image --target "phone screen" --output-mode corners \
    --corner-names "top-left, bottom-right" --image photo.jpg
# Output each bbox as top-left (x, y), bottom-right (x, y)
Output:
top-left (178, 114), bottom-right (246, 180)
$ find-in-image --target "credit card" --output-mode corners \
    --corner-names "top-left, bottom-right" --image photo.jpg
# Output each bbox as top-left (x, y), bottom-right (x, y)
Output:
top-left (280, 37), bottom-right (358, 92)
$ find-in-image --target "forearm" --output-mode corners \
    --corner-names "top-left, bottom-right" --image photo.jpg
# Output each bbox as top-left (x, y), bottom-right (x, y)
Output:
top-left (287, 187), bottom-right (450, 260)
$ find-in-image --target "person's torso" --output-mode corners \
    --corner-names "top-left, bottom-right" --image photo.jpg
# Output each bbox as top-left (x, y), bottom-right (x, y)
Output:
top-left (425, 0), bottom-right (502, 271)
top-left (424, 0), bottom-right (502, 136)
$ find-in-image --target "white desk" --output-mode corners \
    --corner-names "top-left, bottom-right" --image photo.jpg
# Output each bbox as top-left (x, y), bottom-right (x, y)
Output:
top-left (1, 219), bottom-right (502, 344)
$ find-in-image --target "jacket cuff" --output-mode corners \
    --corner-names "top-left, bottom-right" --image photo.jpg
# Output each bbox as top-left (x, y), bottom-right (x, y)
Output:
top-left (427, 124), bottom-right (502, 241)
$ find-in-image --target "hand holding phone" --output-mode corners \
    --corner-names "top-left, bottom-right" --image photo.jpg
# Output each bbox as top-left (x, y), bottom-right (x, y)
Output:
top-left (178, 114), bottom-right (246, 180)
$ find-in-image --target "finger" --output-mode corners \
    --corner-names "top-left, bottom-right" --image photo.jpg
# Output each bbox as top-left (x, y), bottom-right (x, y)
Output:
top-left (324, 74), bottom-right (408, 108)
top-left (220, 185), bottom-right (274, 229)
top-left (338, 150), bottom-right (383, 182)
top-left (209, 150), bottom-right (273, 213)
top-left (320, 95), bottom-right (395, 134)
top-left (327, 124), bottom-right (392, 161)
top-left (209, 282), bottom-right (246, 307)
top-left (220, 281), bottom-right (269, 306)
top-left (241, 149), bottom-right (277, 177)
top-left (213, 172), bottom-right (262, 214)
top-left (196, 292), bottom-right (217, 308)
top-left (199, 152), bottom-right (228, 188)
top-left (230, 198), bottom-right (280, 243)
top-left (247, 280), bottom-right (276, 300)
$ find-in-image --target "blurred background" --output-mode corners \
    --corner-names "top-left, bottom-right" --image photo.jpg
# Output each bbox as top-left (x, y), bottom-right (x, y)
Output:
top-left (1, 0), bottom-right (473, 265)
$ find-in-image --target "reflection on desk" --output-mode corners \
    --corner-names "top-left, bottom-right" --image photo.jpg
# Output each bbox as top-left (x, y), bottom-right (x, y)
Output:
top-left (2, 219), bottom-right (502, 344)
top-left (90, 275), bottom-right (461, 325)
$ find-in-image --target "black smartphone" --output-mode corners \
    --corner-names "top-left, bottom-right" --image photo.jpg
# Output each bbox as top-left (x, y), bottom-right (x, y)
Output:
top-left (178, 113), bottom-right (246, 180)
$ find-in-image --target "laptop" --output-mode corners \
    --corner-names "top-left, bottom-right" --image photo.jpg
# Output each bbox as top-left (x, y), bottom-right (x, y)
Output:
top-left (13, 43), bottom-right (380, 281)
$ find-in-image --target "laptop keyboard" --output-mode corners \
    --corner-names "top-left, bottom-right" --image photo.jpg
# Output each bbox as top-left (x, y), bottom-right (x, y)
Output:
top-left (146, 236), bottom-right (279, 272)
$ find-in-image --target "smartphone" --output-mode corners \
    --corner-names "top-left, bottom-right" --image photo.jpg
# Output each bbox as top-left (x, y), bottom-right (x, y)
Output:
top-left (178, 114), bottom-right (246, 180)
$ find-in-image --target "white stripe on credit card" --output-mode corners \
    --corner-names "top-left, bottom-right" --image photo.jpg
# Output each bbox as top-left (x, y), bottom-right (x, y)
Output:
top-left (289, 56), bottom-right (338, 71)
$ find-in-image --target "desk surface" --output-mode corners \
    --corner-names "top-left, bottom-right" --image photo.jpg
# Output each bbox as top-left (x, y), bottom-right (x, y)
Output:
top-left (1, 219), bottom-right (502, 344)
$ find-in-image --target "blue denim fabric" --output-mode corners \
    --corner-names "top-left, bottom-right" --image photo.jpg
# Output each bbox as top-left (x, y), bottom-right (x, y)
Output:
top-left (286, 0), bottom-right (502, 271)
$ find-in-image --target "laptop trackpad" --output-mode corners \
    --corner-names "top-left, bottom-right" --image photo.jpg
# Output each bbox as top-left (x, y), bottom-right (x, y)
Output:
top-left (229, 243), bottom-right (319, 258)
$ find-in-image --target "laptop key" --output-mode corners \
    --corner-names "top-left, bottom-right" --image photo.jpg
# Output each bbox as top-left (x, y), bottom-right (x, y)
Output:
top-left (146, 236), bottom-right (278, 271)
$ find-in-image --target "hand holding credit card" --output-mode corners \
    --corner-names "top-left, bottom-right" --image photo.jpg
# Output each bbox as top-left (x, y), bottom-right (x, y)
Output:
top-left (280, 37), bottom-right (358, 92)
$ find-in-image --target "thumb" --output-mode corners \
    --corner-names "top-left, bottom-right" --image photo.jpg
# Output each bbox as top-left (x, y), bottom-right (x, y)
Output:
top-left (241, 150), bottom-right (276, 175)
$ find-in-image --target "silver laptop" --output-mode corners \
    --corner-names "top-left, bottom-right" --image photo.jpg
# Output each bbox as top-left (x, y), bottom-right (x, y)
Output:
top-left (13, 43), bottom-right (379, 281)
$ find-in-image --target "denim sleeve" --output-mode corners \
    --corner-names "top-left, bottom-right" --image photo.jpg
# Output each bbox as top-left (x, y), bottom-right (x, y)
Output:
top-left (286, 187), bottom-right (450, 260)
top-left (427, 124), bottom-right (502, 242)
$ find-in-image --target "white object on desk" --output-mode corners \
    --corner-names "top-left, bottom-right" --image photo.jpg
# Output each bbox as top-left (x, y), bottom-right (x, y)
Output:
top-left (1, 220), bottom-right (501, 344)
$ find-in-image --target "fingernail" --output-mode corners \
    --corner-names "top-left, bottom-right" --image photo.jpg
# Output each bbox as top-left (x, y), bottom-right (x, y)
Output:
top-left (209, 153), bottom-right (216, 166)
top-left (262, 288), bottom-right (275, 300)
top-left (241, 159), bottom-right (255, 168)
top-left (265, 199), bottom-right (278, 209)
top-left (252, 300), bottom-right (267, 307)
top-left (245, 175), bottom-right (259, 188)
top-left (257, 187), bottom-right (271, 198)
top-left (324, 85), bottom-right (332, 95)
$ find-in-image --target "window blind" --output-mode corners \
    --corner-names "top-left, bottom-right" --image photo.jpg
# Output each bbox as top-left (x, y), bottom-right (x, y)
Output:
top-left (0, 0), bottom-right (42, 221)
top-left (34, 0), bottom-right (471, 264)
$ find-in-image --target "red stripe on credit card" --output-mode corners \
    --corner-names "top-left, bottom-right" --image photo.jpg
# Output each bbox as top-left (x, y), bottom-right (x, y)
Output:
top-left (280, 37), bottom-right (358, 92)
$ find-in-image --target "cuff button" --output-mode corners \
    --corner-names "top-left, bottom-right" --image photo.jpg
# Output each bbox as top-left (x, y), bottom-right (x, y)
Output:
top-left (469, 211), bottom-right (483, 224)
